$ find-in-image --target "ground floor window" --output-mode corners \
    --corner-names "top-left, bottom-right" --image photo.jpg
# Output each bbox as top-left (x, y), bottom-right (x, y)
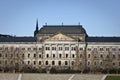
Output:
top-left (58, 61), bottom-right (61, 66)
top-left (52, 61), bottom-right (55, 65)
top-left (39, 61), bottom-right (41, 65)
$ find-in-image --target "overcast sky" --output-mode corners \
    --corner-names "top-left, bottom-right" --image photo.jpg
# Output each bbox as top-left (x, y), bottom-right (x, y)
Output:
top-left (0, 0), bottom-right (120, 36)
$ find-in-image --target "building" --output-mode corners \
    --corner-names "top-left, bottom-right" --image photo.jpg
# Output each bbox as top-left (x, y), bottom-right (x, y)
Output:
top-left (0, 20), bottom-right (120, 73)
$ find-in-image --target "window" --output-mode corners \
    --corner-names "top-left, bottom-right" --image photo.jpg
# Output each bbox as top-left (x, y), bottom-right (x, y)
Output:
top-left (87, 48), bottom-right (91, 51)
top-left (22, 54), bottom-right (24, 58)
top-left (88, 54), bottom-right (90, 58)
top-left (39, 48), bottom-right (42, 50)
top-left (39, 61), bottom-right (41, 65)
top-left (46, 61), bottom-right (48, 65)
top-left (106, 55), bottom-right (109, 58)
top-left (88, 61), bottom-right (90, 66)
top-left (11, 61), bottom-right (13, 64)
top-left (16, 48), bottom-right (19, 50)
top-left (80, 54), bottom-right (82, 58)
top-left (113, 54), bottom-right (115, 59)
top-left (34, 54), bottom-right (36, 58)
top-left (65, 47), bottom-right (69, 51)
top-left (94, 53), bottom-right (97, 58)
top-left (52, 47), bottom-right (56, 50)
top-left (28, 48), bottom-right (31, 50)
top-left (5, 47), bottom-right (8, 50)
top-left (22, 48), bottom-right (25, 50)
top-left (0, 54), bottom-right (2, 57)
top-left (94, 48), bottom-right (97, 51)
top-left (59, 47), bottom-right (62, 51)
top-left (28, 54), bottom-right (30, 58)
top-left (46, 54), bottom-right (49, 58)
top-left (119, 48), bottom-right (120, 51)
top-left (113, 63), bottom-right (115, 66)
top-left (33, 48), bottom-right (37, 50)
top-left (80, 62), bottom-right (82, 65)
top-left (34, 61), bottom-right (36, 65)
top-left (11, 54), bottom-right (13, 58)
top-left (94, 62), bottom-right (96, 65)
top-left (5, 60), bottom-right (7, 65)
top-left (58, 61), bottom-right (61, 66)
top-left (100, 54), bottom-right (103, 58)
top-left (53, 54), bottom-right (55, 58)
top-left (71, 47), bottom-right (76, 51)
top-left (52, 61), bottom-right (55, 65)
top-left (119, 54), bottom-right (120, 59)
top-left (28, 61), bottom-right (30, 64)
top-left (65, 61), bottom-right (68, 65)
top-left (39, 54), bottom-right (41, 58)
top-left (72, 54), bottom-right (75, 58)
top-left (59, 54), bottom-right (62, 58)
top-left (71, 61), bottom-right (74, 65)
top-left (100, 48), bottom-right (103, 51)
top-left (100, 62), bottom-right (102, 65)
top-left (80, 48), bottom-right (83, 51)
top-left (46, 47), bottom-right (50, 50)
top-left (5, 54), bottom-right (7, 57)
top-left (16, 54), bottom-right (18, 57)
top-left (106, 48), bottom-right (109, 51)
top-left (66, 54), bottom-right (68, 58)
top-left (22, 61), bottom-right (24, 64)
top-left (112, 48), bottom-right (116, 51)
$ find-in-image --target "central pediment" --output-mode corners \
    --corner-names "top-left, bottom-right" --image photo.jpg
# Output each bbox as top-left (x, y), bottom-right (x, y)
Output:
top-left (46, 33), bottom-right (74, 41)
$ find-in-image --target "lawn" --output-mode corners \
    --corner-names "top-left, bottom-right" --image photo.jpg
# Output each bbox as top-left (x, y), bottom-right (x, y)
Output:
top-left (105, 76), bottom-right (120, 80)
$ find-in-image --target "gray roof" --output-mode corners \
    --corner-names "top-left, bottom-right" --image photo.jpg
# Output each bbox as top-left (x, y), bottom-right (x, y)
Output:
top-left (0, 37), bottom-right (36, 42)
top-left (38, 25), bottom-right (87, 34)
top-left (87, 37), bottom-right (120, 42)
top-left (0, 34), bottom-right (12, 37)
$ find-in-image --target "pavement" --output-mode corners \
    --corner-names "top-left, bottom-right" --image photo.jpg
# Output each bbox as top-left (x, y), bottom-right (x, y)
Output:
top-left (0, 73), bottom-right (112, 80)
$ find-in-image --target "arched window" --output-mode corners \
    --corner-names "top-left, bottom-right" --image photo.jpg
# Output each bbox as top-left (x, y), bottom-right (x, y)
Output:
top-left (53, 54), bottom-right (55, 58)
top-left (39, 61), bottom-right (41, 65)
top-left (59, 54), bottom-right (62, 58)
top-left (65, 61), bottom-right (68, 65)
top-left (72, 54), bottom-right (75, 58)
top-left (88, 61), bottom-right (90, 66)
top-left (88, 54), bottom-right (90, 58)
top-left (46, 54), bottom-right (49, 58)
top-left (58, 61), bottom-right (61, 66)
top-left (46, 61), bottom-right (48, 65)
top-left (52, 61), bottom-right (55, 65)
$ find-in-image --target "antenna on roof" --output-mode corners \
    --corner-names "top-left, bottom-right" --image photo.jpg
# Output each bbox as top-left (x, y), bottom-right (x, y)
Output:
top-left (78, 22), bottom-right (80, 25)
top-left (45, 23), bottom-right (47, 26)
top-left (62, 22), bottom-right (63, 26)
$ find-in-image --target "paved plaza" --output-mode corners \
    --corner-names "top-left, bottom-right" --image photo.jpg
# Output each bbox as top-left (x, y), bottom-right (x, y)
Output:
top-left (0, 73), bottom-right (109, 80)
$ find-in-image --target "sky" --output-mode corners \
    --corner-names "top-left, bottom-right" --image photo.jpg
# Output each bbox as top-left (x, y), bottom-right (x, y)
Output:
top-left (0, 0), bottom-right (120, 36)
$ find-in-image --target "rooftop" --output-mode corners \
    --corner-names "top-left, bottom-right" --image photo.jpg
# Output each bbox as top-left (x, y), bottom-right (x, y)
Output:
top-left (38, 25), bottom-right (87, 35)
top-left (87, 37), bottom-right (120, 42)
top-left (0, 37), bottom-right (36, 42)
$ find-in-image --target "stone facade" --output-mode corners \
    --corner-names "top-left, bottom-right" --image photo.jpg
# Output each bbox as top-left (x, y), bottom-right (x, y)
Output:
top-left (0, 22), bottom-right (120, 72)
